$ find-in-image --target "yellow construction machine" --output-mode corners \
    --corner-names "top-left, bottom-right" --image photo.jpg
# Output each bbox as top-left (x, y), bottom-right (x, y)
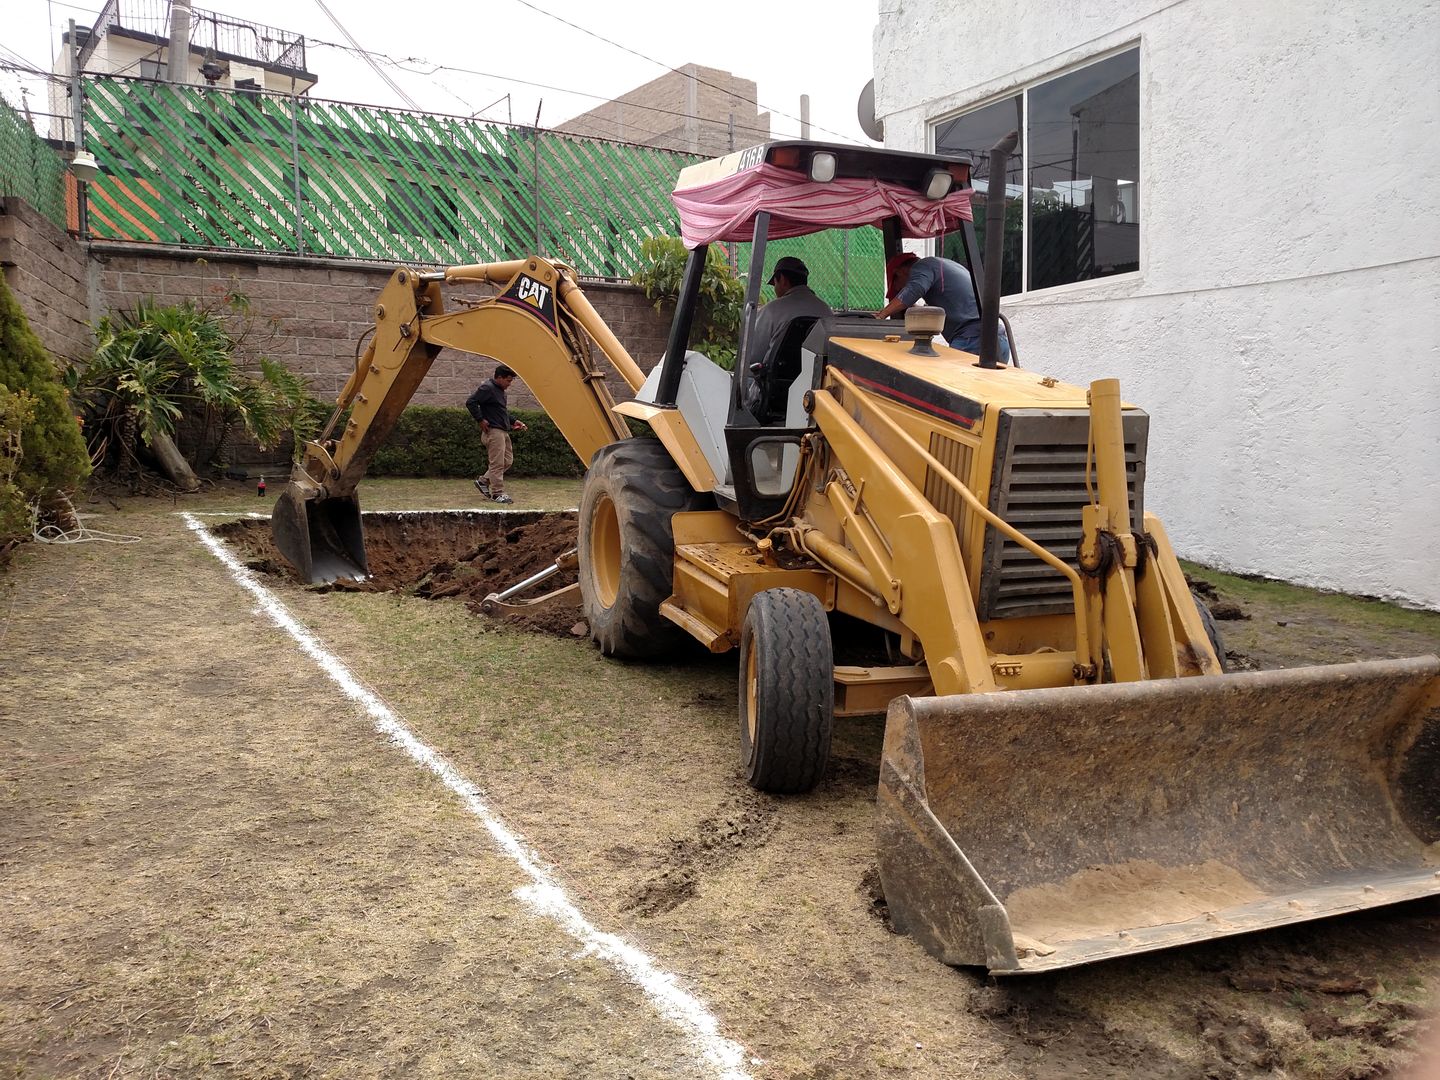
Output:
top-left (273, 139), bottom-right (1440, 974)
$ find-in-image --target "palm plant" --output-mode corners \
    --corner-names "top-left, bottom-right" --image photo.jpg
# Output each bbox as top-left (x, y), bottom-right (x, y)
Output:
top-left (71, 296), bottom-right (311, 491)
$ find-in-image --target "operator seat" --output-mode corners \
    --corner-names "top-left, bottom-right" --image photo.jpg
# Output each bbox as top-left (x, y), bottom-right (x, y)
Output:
top-left (752, 315), bottom-right (820, 424)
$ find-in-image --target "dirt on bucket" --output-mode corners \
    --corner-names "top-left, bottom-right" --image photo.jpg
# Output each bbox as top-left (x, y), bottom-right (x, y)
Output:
top-left (216, 510), bottom-right (584, 635)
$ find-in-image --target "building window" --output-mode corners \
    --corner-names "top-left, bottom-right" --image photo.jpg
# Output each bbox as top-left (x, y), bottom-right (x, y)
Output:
top-left (934, 46), bottom-right (1140, 294)
top-left (385, 181), bottom-right (459, 241)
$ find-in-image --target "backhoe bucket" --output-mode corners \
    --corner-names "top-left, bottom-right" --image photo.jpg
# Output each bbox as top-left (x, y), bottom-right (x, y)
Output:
top-left (878, 657), bottom-right (1440, 974)
top-left (270, 483), bottom-right (367, 584)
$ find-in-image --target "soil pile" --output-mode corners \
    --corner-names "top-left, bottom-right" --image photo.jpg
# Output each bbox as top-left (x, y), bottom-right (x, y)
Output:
top-left (218, 510), bottom-right (583, 635)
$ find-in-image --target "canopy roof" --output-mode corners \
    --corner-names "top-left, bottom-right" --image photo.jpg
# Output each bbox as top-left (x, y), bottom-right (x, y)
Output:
top-left (671, 141), bottom-right (974, 249)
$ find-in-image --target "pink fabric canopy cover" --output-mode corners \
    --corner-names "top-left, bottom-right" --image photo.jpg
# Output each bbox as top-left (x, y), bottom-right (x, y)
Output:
top-left (672, 163), bottom-right (974, 249)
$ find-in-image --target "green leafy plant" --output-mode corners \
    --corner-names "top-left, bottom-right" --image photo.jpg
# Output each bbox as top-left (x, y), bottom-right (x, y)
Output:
top-left (630, 235), bottom-right (744, 370)
top-left (0, 276), bottom-right (90, 551)
top-left (368, 406), bottom-right (584, 479)
top-left (70, 296), bottom-right (311, 490)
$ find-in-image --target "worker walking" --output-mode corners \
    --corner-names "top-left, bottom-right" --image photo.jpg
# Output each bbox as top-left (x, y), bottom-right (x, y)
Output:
top-left (466, 364), bottom-right (527, 504)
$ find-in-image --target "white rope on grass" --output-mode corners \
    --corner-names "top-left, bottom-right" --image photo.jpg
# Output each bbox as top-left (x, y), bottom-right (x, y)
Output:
top-left (30, 495), bottom-right (143, 545)
top-left (181, 512), bottom-right (756, 1080)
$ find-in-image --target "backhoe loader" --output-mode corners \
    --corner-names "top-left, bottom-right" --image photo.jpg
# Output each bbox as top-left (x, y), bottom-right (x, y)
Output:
top-left (273, 138), bottom-right (1439, 974)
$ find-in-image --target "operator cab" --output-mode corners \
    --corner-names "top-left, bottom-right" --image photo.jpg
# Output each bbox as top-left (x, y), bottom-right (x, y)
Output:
top-left (635, 140), bottom-right (994, 522)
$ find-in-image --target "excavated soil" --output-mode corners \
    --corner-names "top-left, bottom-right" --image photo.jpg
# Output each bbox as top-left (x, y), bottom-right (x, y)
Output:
top-left (217, 510), bottom-right (585, 636)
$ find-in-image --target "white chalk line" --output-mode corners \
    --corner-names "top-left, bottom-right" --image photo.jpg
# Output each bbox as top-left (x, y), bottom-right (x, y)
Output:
top-left (183, 506), bottom-right (581, 518)
top-left (181, 513), bottom-right (754, 1079)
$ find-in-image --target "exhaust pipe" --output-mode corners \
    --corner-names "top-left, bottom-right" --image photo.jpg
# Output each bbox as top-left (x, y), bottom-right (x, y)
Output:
top-left (978, 131), bottom-right (1018, 369)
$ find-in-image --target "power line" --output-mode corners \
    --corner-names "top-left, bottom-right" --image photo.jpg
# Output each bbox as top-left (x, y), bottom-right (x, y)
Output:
top-left (311, 37), bottom-right (770, 148)
top-left (312, 38), bottom-right (753, 142)
top-left (502, 0), bottom-right (856, 143)
top-left (309, 0), bottom-right (424, 113)
top-left (0, 53), bottom-right (771, 159)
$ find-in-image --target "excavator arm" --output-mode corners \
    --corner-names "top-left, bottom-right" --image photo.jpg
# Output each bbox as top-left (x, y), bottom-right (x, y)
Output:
top-left (273, 257), bottom-right (645, 582)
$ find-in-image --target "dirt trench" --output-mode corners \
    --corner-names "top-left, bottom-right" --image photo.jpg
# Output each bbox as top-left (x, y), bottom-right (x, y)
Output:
top-left (218, 510), bottom-right (585, 636)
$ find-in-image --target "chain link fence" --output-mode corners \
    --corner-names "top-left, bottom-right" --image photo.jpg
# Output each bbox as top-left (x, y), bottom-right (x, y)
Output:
top-left (79, 76), bottom-right (884, 308)
top-left (0, 94), bottom-right (68, 229)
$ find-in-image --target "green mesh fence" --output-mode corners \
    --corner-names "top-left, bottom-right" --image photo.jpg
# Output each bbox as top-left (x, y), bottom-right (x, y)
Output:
top-left (0, 95), bottom-right (68, 229)
top-left (80, 76), bottom-right (883, 304)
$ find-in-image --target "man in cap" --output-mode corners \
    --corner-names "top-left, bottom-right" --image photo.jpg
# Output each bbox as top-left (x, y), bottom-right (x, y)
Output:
top-left (877, 252), bottom-right (1009, 361)
top-left (744, 256), bottom-right (832, 415)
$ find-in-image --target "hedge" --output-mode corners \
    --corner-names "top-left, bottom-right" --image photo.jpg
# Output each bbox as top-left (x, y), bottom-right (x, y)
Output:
top-left (368, 406), bottom-right (585, 478)
top-left (0, 276), bottom-right (90, 547)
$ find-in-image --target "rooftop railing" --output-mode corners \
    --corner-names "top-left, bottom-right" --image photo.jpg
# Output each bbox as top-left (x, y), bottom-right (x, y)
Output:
top-left (79, 0), bottom-right (307, 74)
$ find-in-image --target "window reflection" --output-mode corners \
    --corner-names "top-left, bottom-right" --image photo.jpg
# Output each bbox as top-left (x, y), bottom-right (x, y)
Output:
top-left (1027, 49), bottom-right (1140, 288)
top-left (932, 47), bottom-right (1140, 294)
top-left (934, 95), bottom-right (1024, 296)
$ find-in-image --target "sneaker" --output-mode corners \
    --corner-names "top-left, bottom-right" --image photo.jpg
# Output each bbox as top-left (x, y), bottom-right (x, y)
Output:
top-left (492, 493), bottom-right (514, 504)
top-left (474, 477), bottom-right (490, 495)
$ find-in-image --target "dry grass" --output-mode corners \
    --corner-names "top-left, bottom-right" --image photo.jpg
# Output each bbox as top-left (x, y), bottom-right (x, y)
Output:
top-left (2, 478), bottom-right (1437, 1079)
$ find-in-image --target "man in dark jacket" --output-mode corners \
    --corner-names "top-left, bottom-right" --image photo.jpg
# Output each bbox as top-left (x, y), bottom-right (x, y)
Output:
top-left (465, 364), bottom-right (527, 503)
top-left (877, 252), bottom-right (1010, 361)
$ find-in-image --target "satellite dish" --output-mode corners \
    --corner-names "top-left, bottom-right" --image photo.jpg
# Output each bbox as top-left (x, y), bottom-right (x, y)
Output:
top-left (857, 79), bottom-right (884, 143)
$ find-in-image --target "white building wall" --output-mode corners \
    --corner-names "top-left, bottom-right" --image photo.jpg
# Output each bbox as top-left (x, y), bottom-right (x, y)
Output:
top-left (875, 0), bottom-right (1440, 608)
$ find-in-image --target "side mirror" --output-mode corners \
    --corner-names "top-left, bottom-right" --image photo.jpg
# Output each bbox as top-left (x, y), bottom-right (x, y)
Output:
top-left (749, 363), bottom-right (763, 376)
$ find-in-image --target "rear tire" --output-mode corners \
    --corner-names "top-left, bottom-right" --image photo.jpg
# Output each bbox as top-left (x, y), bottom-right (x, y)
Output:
top-left (1193, 594), bottom-right (1228, 672)
top-left (739, 588), bottom-right (834, 793)
top-left (579, 439), bottom-right (708, 658)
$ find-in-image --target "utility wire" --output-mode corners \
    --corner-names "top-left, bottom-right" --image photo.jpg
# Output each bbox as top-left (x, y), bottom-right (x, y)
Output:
top-left (503, 0), bottom-right (857, 143)
top-left (309, 0), bottom-right (424, 113)
top-left (311, 38), bottom-right (749, 144)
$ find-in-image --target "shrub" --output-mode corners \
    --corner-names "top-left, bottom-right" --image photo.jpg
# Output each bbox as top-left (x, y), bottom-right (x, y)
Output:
top-left (368, 406), bottom-right (584, 478)
top-left (0, 276), bottom-right (90, 546)
top-left (630, 235), bottom-right (743, 370)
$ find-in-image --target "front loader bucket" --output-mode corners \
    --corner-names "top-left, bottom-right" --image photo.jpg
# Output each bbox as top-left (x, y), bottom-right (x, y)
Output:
top-left (878, 657), bottom-right (1440, 974)
top-left (270, 483), bottom-right (367, 584)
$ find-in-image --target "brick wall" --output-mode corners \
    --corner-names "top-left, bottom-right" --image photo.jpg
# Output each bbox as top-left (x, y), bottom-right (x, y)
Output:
top-left (0, 197), bottom-right (93, 364)
top-left (0, 203), bottom-right (672, 470)
top-left (89, 246), bottom-right (670, 411)
top-left (561, 65), bottom-right (769, 156)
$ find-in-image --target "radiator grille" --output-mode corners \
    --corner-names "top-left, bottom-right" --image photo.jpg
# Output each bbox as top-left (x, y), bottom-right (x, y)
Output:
top-left (977, 409), bottom-right (1148, 620)
top-left (924, 432), bottom-right (976, 544)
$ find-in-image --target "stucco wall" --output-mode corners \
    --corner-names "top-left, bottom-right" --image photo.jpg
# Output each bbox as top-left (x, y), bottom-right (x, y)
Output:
top-left (875, 0), bottom-right (1440, 608)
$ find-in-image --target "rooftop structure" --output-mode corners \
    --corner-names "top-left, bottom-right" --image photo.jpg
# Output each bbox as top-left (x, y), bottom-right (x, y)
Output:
top-left (50, 0), bottom-right (317, 139)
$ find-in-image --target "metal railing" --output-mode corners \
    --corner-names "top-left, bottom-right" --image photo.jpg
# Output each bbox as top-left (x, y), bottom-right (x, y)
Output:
top-left (79, 0), bottom-right (307, 73)
top-left (78, 76), bottom-right (883, 306)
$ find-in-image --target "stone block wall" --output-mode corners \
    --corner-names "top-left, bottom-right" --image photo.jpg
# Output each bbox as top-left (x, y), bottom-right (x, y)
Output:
top-left (88, 247), bottom-right (670, 412)
top-left (0, 204), bottom-right (673, 473)
top-left (0, 197), bottom-right (93, 364)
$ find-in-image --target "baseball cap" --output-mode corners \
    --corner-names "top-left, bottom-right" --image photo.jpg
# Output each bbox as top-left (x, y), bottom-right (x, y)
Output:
top-left (767, 256), bottom-right (809, 285)
top-left (885, 251), bottom-right (919, 299)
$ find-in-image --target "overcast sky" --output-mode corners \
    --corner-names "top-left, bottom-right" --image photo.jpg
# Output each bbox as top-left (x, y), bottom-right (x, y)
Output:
top-left (2, 0), bottom-right (882, 145)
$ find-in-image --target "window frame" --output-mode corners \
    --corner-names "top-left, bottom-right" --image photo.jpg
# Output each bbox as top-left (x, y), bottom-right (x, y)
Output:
top-left (928, 41), bottom-right (1143, 299)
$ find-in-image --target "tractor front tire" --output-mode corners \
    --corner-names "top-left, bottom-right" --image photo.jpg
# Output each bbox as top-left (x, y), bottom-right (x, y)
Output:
top-left (579, 439), bottom-right (707, 659)
top-left (739, 588), bottom-right (834, 794)
top-left (1193, 593), bottom-right (1228, 672)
